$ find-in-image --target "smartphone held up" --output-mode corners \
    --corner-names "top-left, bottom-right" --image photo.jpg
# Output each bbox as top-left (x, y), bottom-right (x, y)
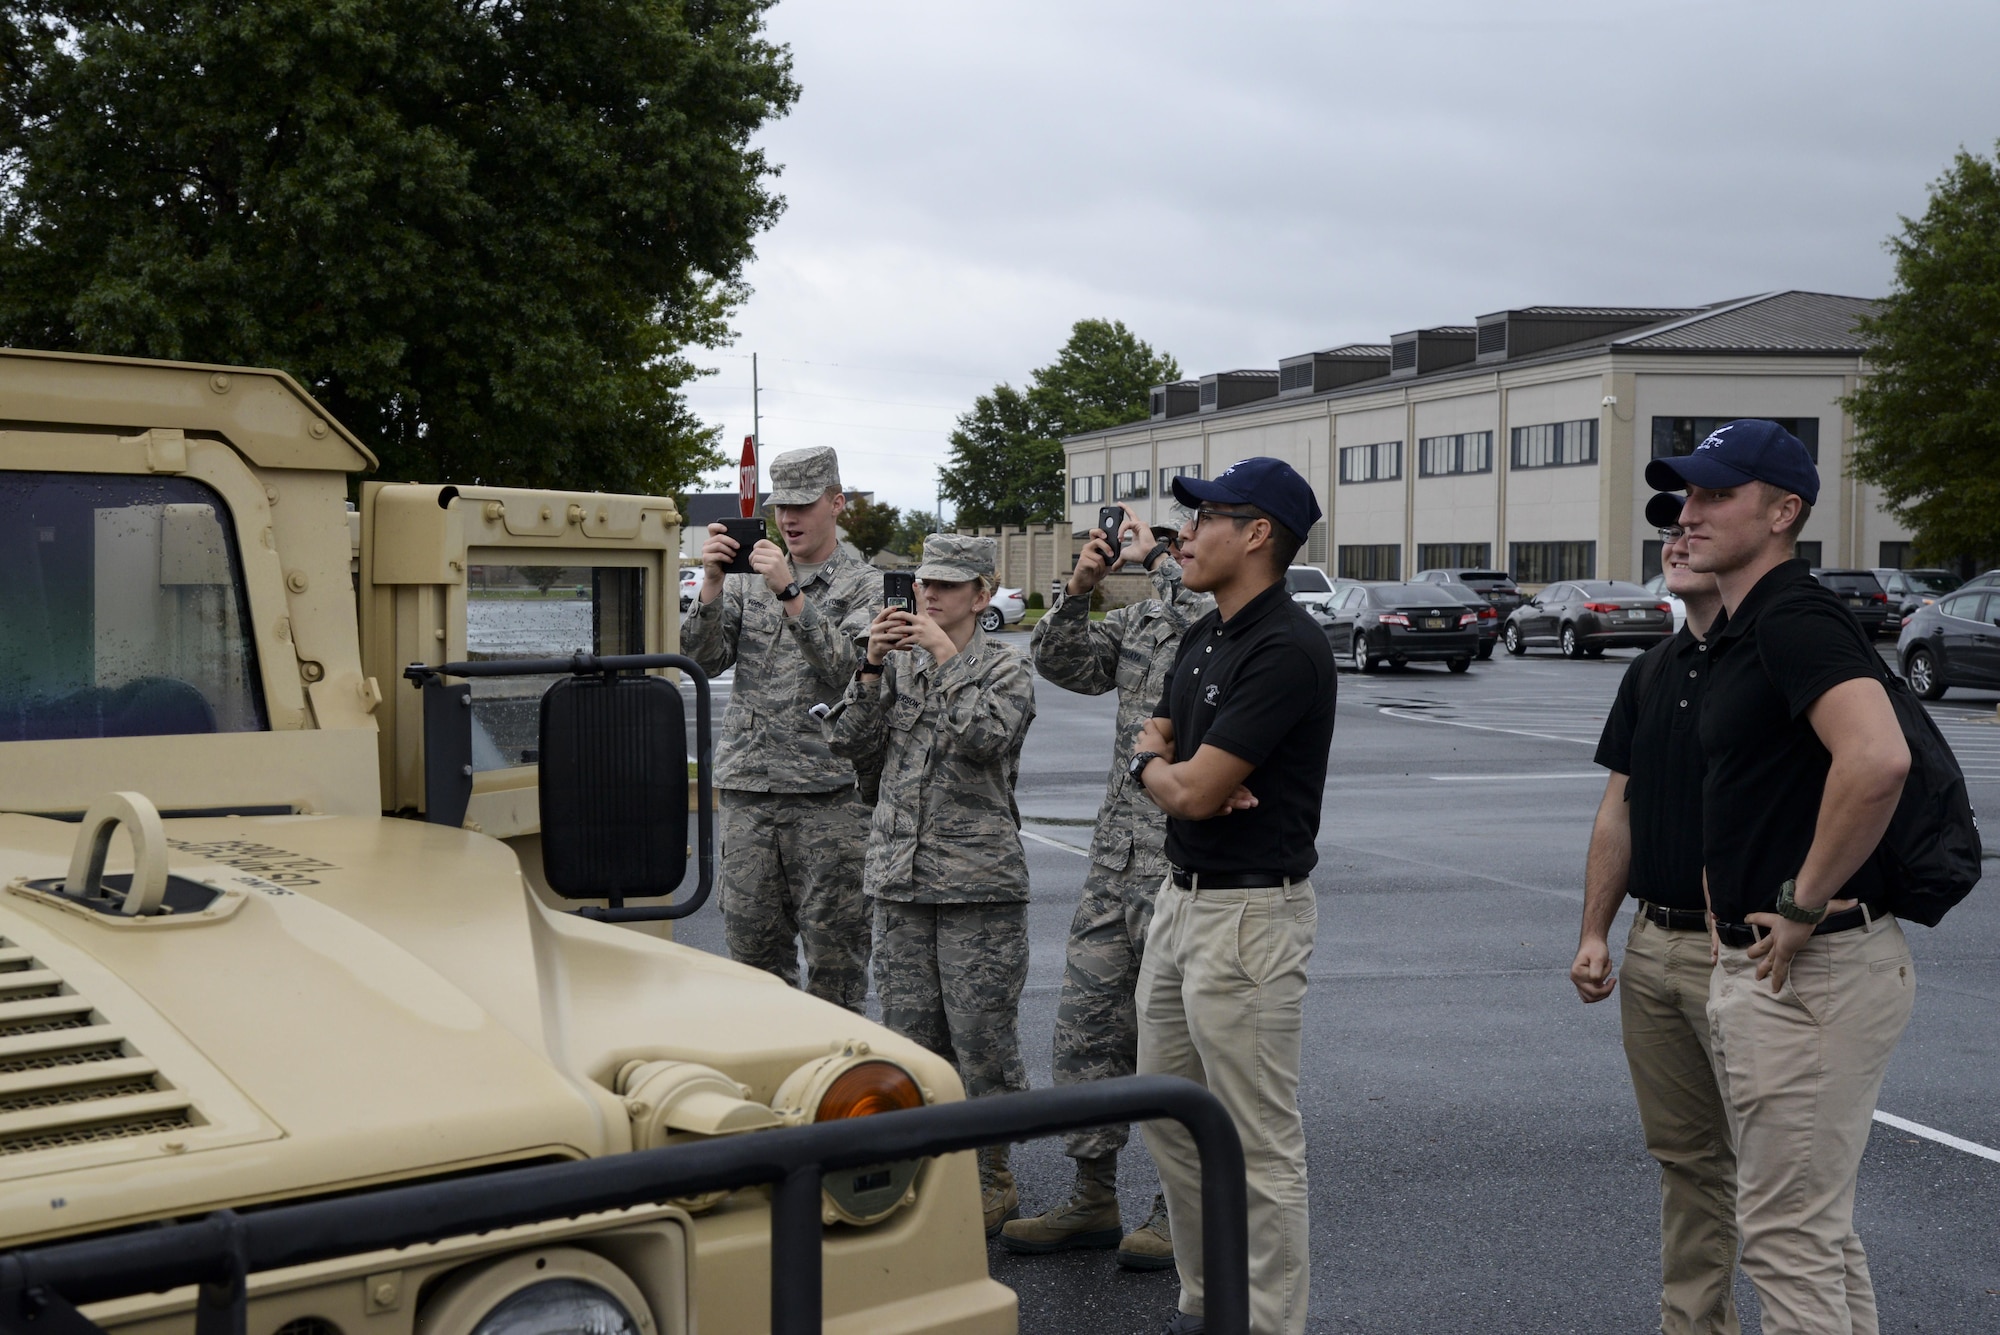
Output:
top-left (717, 516), bottom-right (765, 574)
top-left (883, 570), bottom-right (915, 612)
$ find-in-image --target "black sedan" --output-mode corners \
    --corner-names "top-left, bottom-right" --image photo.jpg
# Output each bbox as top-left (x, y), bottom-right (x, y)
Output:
top-left (1436, 580), bottom-right (1501, 660)
top-left (1809, 568), bottom-right (1893, 637)
top-left (1415, 567), bottom-right (1525, 620)
top-left (1324, 582), bottom-right (1480, 673)
top-left (1897, 586), bottom-right (2000, 699)
top-left (1503, 581), bottom-right (1673, 658)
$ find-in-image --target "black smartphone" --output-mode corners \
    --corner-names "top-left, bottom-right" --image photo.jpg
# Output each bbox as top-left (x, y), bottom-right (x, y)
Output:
top-left (718, 516), bottom-right (765, 574)
top-left (883, 570), bottom-right (915, 612)
top-left (1096, 505), bottom-right (1126, 559)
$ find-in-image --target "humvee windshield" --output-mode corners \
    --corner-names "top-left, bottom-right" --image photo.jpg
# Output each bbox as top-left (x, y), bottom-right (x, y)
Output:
top-left (0, 473), bottom-right (265, 741)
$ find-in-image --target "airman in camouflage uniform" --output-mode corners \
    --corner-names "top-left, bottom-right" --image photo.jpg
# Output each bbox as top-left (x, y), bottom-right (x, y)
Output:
top-left (825, 533), bottom-right (1037, 1235)
top-left (681, 447), bottom-right (881, 1014)
top-left (1003, 517), bottom-right (1210, 1269)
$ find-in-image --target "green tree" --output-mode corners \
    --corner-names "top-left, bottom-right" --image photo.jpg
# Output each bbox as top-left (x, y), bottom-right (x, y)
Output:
top-left (0, 0), bottom-right (796, 496)
top-left (1846, 144), bottom-right (2000, 566)
top-left (891, 507), bottom-right (939, 558)
top-left (939, 320), bottom-right (1176, 525)
top-left (840, 493), bottom-right (900, 559)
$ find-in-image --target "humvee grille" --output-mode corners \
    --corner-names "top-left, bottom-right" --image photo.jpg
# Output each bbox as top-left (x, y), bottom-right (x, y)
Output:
top-left (0, 937), bottom-right (196, 1157)
top-left (0, 1111), bottom-right (195, 1156)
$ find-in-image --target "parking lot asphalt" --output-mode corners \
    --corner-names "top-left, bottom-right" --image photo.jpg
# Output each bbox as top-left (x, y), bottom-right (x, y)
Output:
top-left (676, 631), bottom-right (2000, 1334)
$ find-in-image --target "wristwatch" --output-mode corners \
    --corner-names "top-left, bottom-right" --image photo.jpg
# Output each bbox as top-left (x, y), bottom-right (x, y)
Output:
top-left (856, 661), bottom-right (883, 680)
top-left (1142, 541), bottom-right (1171, 572)
top-left (1774, 878), bottom-right (1826, 924)
top-left (1128, 751), bottom-right (1163, 788)
top-left (776, 581), bottom-right (802, 603)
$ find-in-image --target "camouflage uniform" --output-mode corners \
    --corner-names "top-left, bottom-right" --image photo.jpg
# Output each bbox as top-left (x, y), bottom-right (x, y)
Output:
top-left (824, 537), bottom-right (1038, 1105)
top-left (679, 448), bottom-right (881, 1013)
top-left (1030, 555), bottom-right (1209, 1161)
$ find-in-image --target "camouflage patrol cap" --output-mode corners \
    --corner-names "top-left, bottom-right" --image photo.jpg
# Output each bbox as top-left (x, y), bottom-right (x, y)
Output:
top-left (767, 447), bottom-right (842, 505)
top-left (916, 534), bottom-right (997, 582)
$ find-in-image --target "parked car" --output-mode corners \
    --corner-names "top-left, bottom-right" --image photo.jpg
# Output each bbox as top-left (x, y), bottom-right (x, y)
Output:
top-left (1897, 586), bottom-right (2000, 699)
top-left (1415, 567), bottom-right (1525, 619)
top-left (1808, 568), bottom-right (1892, 637)
top-left (1324, 582), bottom-right (1480, 673)
top-left (1641, 573), bottom-right (1687, 633)
top-left (1286, 565), bottom-right (1339, 625)
top-left (1503, 581), bottom-right (1673, 658)
top-left (979, 585), bottom-right (1026, 632)
top-left (1435, 580), bottom-right (1502, 659)
top-left (1874, 567), bottom-right (1964, 618)
top-left (679, 566), bottom-right (700, 611)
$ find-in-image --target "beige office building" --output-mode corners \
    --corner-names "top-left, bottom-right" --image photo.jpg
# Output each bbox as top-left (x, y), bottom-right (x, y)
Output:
top-left (1062, 292), bottom-right (1910, 586)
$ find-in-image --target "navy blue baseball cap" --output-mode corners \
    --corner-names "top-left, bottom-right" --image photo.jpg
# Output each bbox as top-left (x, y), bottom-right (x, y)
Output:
top-left (1644, 491), bottom-right (1685, 530)
top-left (1171, 457), bottom-right (1322, 542)
top-left (1643, 419), bottom-right (1819, 505)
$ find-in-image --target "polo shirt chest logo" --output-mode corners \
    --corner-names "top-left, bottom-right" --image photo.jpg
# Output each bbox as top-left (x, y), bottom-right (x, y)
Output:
top-left (1204, 683), bottom-right (1221, 705)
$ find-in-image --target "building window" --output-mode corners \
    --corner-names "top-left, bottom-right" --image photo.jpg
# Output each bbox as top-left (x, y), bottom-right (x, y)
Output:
top-left (1650, 417), bottom-right (1820, 463)
top-left (1417, 543), bottom-right (1492, 570)
top-left (1199, 381), bottom-right (1217, 407)
top-left (1306, 520), bottom-right (1329, 568)
top-left (1159, 463), bottom-right (1201, 495)
top-left (1510, 541), bottom-right (1596, 583)
top-left (1418, 432), bottom-right (1493, 477)
top-left (1642, 540), bottom-right (1663, 583)
top-left (1112, 470), bottom-right (1149, 500)
top-left (1795, 540), bottom-right (1823, 567)
top-left (1338, 544), bottom-right (1402, 580)
top-left (1510, 420), bottom-right (1599, 469)
top-left (1339, 440), bottom-right (1402, 484)
top-left (1879, 541), bottom-right (1914, 569)
top-left (1070, 474), bottom-right (1104, 504)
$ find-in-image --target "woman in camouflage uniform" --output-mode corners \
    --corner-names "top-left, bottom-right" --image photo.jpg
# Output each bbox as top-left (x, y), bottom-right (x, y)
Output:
top-left (825, 534), bottom-right (1037, 1236)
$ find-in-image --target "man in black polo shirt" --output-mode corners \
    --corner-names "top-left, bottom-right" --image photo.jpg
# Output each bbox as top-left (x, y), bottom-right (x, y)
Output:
top-left (1129, 457), bottom-right (1337, 1335)
top-left (1648, 420), bottom-right (1914, 1335)
top-left (1575, 491), bottom-right (1739, 1335)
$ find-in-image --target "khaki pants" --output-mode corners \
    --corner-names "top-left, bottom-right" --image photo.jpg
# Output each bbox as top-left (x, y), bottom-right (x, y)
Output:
top-left (1707, 914), bottom-right (1914, 1335)
top-left (1137, 877), bottom-right (1316, 1335)
top-left (1620, 912), bottom-right (1739, 1335)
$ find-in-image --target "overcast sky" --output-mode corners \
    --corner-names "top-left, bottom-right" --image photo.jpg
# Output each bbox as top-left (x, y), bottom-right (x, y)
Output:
top-left (682, 0), bottom-right (2000, 516)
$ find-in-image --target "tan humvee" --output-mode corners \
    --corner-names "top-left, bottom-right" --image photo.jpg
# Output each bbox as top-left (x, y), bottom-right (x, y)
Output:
top-left (0, 349), bottom-right (1014, 1334)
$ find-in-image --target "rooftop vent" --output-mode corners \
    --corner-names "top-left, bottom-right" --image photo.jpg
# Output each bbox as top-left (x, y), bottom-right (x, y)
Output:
top-left (1197, 369), bottom-right (1280, 414)
top-left (1474, 306), bottom-right (1702, 364)
top-left (1277, 345), bottom-right (1394, 396)
top-left (1149, 380), bottom-right (1201, 420)
top-left (0, 938), bottom-right (195, 1157)
top-left (1388, 328), bottom-right (1477, 380)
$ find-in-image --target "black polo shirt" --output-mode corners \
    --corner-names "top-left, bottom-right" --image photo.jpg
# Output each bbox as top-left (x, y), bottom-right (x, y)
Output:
top-left (1593, 628), bottom-right (1709, 913)
top-left (1153, 578), bottom-right (1337, 877)
top-left (1699, 560), bottom-right (1891, 922)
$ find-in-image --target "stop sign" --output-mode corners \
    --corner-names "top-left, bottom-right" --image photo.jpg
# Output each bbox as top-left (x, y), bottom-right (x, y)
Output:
top-left (738, 435), bottom-right (758, 518)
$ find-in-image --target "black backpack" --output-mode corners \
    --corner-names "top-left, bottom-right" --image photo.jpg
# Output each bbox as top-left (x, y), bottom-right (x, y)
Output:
top-left (1776, 585), bottom-right (1981, 926)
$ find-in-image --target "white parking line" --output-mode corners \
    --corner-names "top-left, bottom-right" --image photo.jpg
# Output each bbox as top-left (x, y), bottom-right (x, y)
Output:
top-left (1431, 772), bottom-right (1602, 782)
top-left (1873, 1110), bottom-right (2000, 1164)
top-left (1021, 828), bottom-right (1090, 858)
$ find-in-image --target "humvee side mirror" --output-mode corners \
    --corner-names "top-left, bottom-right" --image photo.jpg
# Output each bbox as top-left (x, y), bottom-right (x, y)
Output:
top-left (404, 653), bottom-right (713, 922)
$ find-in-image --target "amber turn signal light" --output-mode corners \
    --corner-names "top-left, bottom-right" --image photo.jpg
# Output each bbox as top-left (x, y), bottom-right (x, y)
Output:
top-left (816, 1060), bottom-right (924, 1121)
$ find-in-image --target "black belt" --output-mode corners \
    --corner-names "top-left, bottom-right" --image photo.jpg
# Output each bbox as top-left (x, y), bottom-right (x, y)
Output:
top-left (1170, 867), bottom-right (1295, 890)
top-left (1713, 905), bottom-right (1877, 949)
top-left (1640, 902), bottom-right (1708, 933)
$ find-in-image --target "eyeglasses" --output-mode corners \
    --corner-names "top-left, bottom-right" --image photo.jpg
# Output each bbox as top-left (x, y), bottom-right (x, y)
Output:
top-left (1657, 526), bottom-right (1687, 543)
top-left (1191, 505), bottom-right (1262, 532)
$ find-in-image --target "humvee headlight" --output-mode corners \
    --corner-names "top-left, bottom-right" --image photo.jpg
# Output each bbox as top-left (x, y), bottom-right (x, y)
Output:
top-left (773, 1044), bottom-right (929, 1226)
top-left (417, 1247), bottom-right (653, 1335)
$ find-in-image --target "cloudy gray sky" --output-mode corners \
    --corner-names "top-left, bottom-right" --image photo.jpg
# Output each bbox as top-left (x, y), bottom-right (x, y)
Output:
top-left (683, 0), bottom-right (2000, 516)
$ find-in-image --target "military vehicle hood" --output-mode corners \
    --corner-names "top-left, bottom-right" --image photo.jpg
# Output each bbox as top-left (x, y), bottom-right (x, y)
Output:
top-left (0, 813), bottom-right (931, 1246)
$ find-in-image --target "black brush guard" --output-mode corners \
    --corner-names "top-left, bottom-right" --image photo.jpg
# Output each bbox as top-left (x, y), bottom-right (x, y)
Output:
top-left (0, 1075), bottom-right (1249, 1335)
